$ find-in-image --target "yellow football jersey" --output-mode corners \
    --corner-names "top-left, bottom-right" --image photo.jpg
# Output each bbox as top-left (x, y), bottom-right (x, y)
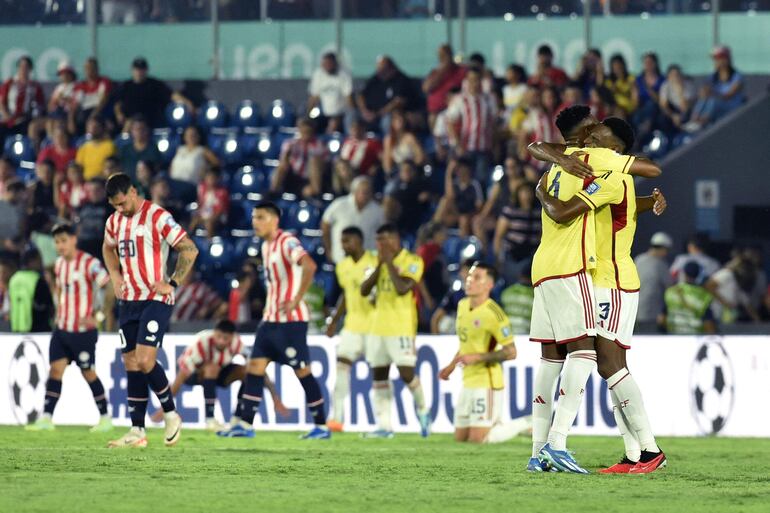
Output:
top-left (455, 297), bottom-right (514, 389)
top-left (370, 249), bottom-right (424, 337)
top-left (532, 146), bottom-right (634, 286)
top-left (335, 251), bottom-right (378, 334)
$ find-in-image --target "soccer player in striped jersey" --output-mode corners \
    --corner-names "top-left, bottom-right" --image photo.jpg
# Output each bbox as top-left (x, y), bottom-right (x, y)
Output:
top-left (26, 222), bottom-right (114, 432)
top-left (150, 320), bottom-right (289, 431)
top-left (534, 118), bottom-right (667, 474)
top-left (217, 201), bottom-right (330, 439)
top-left (102, 173), bottom-right (199, 448)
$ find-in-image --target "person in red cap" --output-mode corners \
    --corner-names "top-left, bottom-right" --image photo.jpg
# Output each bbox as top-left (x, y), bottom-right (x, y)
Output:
top-left (47, 60), bottom-right (78, 135)
top-left (710, 45), bottom-right (746, 119)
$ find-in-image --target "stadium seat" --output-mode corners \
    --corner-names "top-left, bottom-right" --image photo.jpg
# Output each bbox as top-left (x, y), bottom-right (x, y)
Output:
top-left (315, 266), bottom-right (337, 302)
top-left (207, 128), bottom-right (242, 165)
top-left (233, 235), bottom-right (261, 261)
top-left (233, 100), bottom-right (262, 128)
top-left (266, 129), bottom-right (295, 160)
top-left (198, 100), bottom-right (229, 130)
top-left (165, 102), bottom-right (193, 130)
top-left (442, 234), bottom-right (483, 265)
top-left (201, 236), bottom-right (236, 273)
top-left (154, 130), bottom-right (180, 166)
top-left (643, 130), bottom-right (670, 160)
top-left (229, 199), bottom-right (258, 230)
top-left (231, 165), bottom-right (268, 199)
top-left (323, 131), bottom-right (344, 157)
top-left (3, 135), bottom-right (35, 165)
top-left (238, 128), bottom-right (272, 159)
top-left (284, 201), bottom-right (321, 232)
top-left (114, 132), bottom-right (132, 150)
top-left (266, 99), bottom-right (296, 129)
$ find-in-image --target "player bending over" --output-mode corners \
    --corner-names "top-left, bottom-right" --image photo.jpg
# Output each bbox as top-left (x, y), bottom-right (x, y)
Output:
top-left (150, 320), bottom-right (289, 432)
top-left (217, 201), bottom-right (330, 439)
top-left (439, 262), bottom-right (530, 443)
top-left (27, 222), bottom-right (114, 433)
top-left (534, 118), bottom-right (667, 474)
top-left (325, 227), bottom-right (378, 432)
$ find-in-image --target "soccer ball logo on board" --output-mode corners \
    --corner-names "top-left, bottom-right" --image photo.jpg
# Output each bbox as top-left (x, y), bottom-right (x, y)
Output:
top-left (8, 338), bottom-right (47, 425)
top-left (689, 338), bottom-right (735, 435)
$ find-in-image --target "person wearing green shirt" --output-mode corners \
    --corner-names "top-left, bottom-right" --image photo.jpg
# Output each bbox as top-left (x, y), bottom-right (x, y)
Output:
top-left (8, 248), bottom-right (53, 332)
top-left (500, 263), bottom-right (534, 335)
top-left (660, 261), bottom-right (717, 334)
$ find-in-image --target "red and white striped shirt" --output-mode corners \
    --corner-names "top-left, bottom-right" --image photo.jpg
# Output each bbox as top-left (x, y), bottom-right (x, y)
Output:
top-left (177, 329), bottom-right (244, 373)
top-left (262, 229), bottom-right (310, 323)
top-left (280, 137), bottom-right (327, 178)
top-left (72, 77), bottom-right (112, 111)
top-left (339, 136), bottom-right (382, 174)
top-left (54, 250), bottom-right (110, 333)
top-left (171, 281), bottom-right (221, 322)
top-left (446, 92), bottom-right (497, 152)
top-left (0, 78), bottom-right (45, 126)
top-left (103, 200), bottom-right (187, 304)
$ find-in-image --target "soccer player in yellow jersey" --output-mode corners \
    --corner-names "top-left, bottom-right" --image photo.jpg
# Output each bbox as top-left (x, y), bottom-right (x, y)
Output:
top-left (536, 118), bottom-right (668, 474)
top-left (325, 227), bottom-right (378, 432)
top-left (360, 223), bottom-right (430, 438)
top-left (439, 263), bottom-right (530, 444)
top-left (524, 106), bottom-right (662, 473)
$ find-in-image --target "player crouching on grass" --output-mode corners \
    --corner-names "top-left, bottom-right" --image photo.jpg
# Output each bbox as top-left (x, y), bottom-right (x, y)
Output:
top-left (150, 320), bottom-right (290, 432)
top-left (439, 262), bottom-right (531, 443)
top-left (26, 222), bottom-right (114, 433)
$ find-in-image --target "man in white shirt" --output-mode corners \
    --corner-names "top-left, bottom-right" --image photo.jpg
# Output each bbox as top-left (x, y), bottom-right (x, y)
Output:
top-left (670, 234), bottom-right (720, 285)
top-left (634, 232), bottom-right (674, 324)
top-left (321, 176), bottom-right (384, 263)
top-left (308, 52), bottom-right (353, 134)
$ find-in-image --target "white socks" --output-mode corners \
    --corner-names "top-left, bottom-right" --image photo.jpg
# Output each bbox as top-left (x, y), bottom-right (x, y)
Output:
top-left (610, 388), bottom-right (641, 461)
top-left (531, 358), bottom-right (564, 457)
top-left (332, 361), bottom-right (351, 424)
top-left (407, 377), bottom-right (428, 415)
top-left (547, 350), bottom-right (597, 451)
top-left (486, 416), bottom-right (532, 444)
top-left (372, 380), bottom-right (393, 432)
top-left (607, 368), bottom-right (660, 453)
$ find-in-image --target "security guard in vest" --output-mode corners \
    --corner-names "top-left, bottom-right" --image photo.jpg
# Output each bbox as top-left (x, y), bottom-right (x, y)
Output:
top-left (9, 249), bottom-right (53, 332)
top-left (660, 261), bottom-right (717, 335)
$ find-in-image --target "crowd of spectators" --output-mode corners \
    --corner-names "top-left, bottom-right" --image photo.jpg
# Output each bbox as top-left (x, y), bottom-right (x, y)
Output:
top-left (0, 41), bottom-right (761, 334)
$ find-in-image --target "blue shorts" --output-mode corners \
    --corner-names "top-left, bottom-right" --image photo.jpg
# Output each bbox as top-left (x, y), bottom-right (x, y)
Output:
top-left (50, 329), bottom-right (98, 370)
top-left (251, 321), bottom-right (309, 370)
top-left (183, 363), bottom-right (242, 387)
top-left (118, 300), bottom-right (173, 354)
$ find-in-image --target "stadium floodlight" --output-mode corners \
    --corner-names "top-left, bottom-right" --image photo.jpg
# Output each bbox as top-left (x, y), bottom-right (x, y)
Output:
top-left (492, 165), bottom-right (504, 182)
top-left (210, 242), bottom-right (224, 257)
top-left (309, 107), bottom-right (321, 119)
top-left (12, 141), bottom-right (23, 155)
top-left (328, 139), bottom-right (341, 153)
top-left (172, 105), bottom-right (185, 120)
top-left (157, 139), bottom-right (169, 153)
top-left (258, 136), bottom-right (271, 153)
top-left (272, 105), bottom-right (284, 118)
top-left (225, 138), bottom-right (238, 153)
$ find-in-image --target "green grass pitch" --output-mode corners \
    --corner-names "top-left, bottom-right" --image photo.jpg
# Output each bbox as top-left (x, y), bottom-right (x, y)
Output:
top-left (2, 426), bottom-right (770, 513)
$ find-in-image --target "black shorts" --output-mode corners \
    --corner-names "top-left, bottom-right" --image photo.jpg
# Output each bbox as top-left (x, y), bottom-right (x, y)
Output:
top-left (183, 363), bottom-right (241, 387)
top-left (50, 329), bottom-right (98, 370)
top-left (251, 321), bottom-right (309, 370)
top-left (118, 300), bottom-right (173, 354)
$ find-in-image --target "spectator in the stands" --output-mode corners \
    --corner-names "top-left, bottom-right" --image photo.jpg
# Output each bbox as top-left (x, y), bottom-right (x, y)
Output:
top-left (473, 157), bottom-right (525, 251)
top-left (604, 54), bottom-right (637, 116)
top-left (682, 83), bottom-right (717, 134)
top-left (36, 123), bottom-right (76, 176)
top-left (447, 67), bottom-right (497, 186)
top-left (500, 263), bottom-right (535, 334)
top-left (658, 64), bottom-right (696, 135)
top-left (423, 44), bottom-right (466, 128)
top-left (101, 0), bottom-right (141, 24)
top-left (494, 181), bottom-right (541, 284)
top-left (573, 48), bottom-right (604, 99)
top-left (467, 53), bottom-right (495, 95)
top-left (382, 109), bottom-right (425, 177)
top-left (632, 52), bottom-right (664, 143)
top-left (134, 159), bottom-right (155, 198)
top-left (502, 64), bottom-right (528, 121)
top-left (73, 178), bottom-right (110, 257)
top-left (228, 261), bottom-right (266, 323)
top-left (0, 55), bottom-right (45, 143)
top-left (356, 55), bottom-right (418, 134)
top-left (8, 248), bottom-right (53, 332)
top-left (149, 176), bottom-right (184, 223)
top-left (322, 175), bottom-right (384, 263)
top-left (634, 232), bottom-right (674, 324)
top-left (190, 167), bottom-right (229, 239)
top-left (706, 250), bottom-right (761, 324)
top-left (670, 234), bottom-right (720, 285)
top-left (528, 45), bottom-right (569, 90)
top-left (75, 115), bottom-right (116, 180)
top-left (47, 60), bottom-right (78, 135)
top-left (709, 45), bottom-right (746, 119)
top-left (270, 117), bottom-right (327, 198)
top-left (430, 258), bottom-right (473, 334)
top-left (114, 57), bottom-right (189, 129)
top-left (416, 222), bottom-right (449, 312)
top-left (660, 261), bottom-right (717, 335)
top-left (118, 115), bottom-right (161, 180)
top-left (171, 271), bottom-right (225, 322)
top-left (516, 86), bottom-right (558, 167)
top-left (589, 84), bottom-right (621, 121)
top-left (0, 180), bottom-right (27, 253)
top-left (70, 57), bottom-right (112, 134)
top-left (307, 52), bottom-right (352, 134)
top-left (742, 246), bottom-right (767, 313)
top-left (27, 159), bottom-right (56, 220)
top-left (56, 162), bottom-right (87, 220)
top-left (431, 87), bottom-right (460, 164)
top-left (557, 82), bottom-right (583, 113)
top-left (169, 125), bottom-right (219, 188)
top-left (433, 157), bottom-right (483, 237)
top-left (0, 157), bottom-right (17, 198)
top-left (333, 118), bottom-right (382, 194)
top-left (383, 159), bottom-right (432, 235)
top-left (103, 155), bottom-right (122, 176)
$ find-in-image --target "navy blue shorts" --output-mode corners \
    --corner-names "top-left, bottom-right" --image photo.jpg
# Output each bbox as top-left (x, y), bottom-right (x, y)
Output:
top-left (251, 321), bottom-right (309, 370)
top-left (50, 329), bottom-right (98, 370)
top-left (183, 363), bottom-right (242, 387)
top-left (118, 300), bottom-right (173, 354)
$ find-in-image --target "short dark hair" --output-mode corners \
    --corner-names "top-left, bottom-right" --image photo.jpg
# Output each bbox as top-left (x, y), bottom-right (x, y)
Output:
top-left (130, 114), bottom-right (148, 126)
top-left (537, 44), bottom-right (554, 57)
top-left (17, 55), bottom-right (33, 69)
top-left (471, 261), bottom-right (498, 282)
top-left (215, 319), bottom-right (236, 333)
top-left (376, 223), bottom-right (399, 236)
top-left (602, 117), bottom-right (635, 153)
top-left (0, 156), bottom-right (15, 167)
top-left (253, 200), bottom-right (282, 218)
top-left (21, 248), bottom-right (41, 268)
top-left (555, 105), bottom-right (592, 139)
top-left (341, 226), bottom-right (364, 240)
top-left (51, 222), bottom-right (76, 237)
top-left (469, 52), bottom-right (485, 66)
top-left (105, 173), bottom-right (133, 198)
top-left (508, 64), bottom-right (527, 82)
top-left (322, 52), bottom-right (337, 62)
top-left (460, 258), bottom-right (476, 270)
top-left (455, 156), bottom-right (473, 169)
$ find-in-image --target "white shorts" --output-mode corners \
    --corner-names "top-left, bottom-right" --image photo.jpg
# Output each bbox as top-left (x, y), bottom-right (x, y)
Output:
top-left (594, 288), bottom-right (639, 349)
top-left (365, 335), bottom-right (417, 368)
top-left (530, 271), bottom-right (597, 344)
top-left (337, 330), bottom-right (367, 361)
top-left (455, 388), bottom-right (503, 429)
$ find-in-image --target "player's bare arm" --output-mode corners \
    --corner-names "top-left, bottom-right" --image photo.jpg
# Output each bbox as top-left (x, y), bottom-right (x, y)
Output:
top-left (153, 236), bottom-right (199, 295)
top-left (385, 261), bottom-right (416, 296)
top-left (527, 141), bottom-right (594, 179)
top-left (628, 157), bottom-right (662, 178)
top-left (636, 188), bottom-right (667, 216)
top-left (535, 172), bottom-right (591, 224)
top-left (360, 261), bottom-right (381, 296)
top-left (326, 293), bottom-right (346, 338)
top-left (102, 240), bottom-right (124, 298)
top-left (280, 254), bottom-right (316, 313)
top-left (458, 343), bottom-right (517, 365)
top-left (439, 352), bottom-right (461, 380)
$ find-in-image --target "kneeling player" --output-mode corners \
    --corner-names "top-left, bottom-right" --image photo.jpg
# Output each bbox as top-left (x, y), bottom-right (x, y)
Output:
top-left (439, 263), bottom-right (529, 443)
top-left (150, 320), bottom-right (289, 431)
top-left (27, 223), bottom-right (114, 432)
